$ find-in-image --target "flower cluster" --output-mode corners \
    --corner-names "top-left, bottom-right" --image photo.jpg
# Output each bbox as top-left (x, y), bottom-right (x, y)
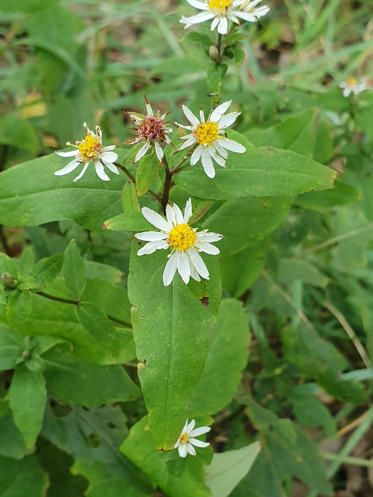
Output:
top-left (180, 0), bottom-right (270, 35)
top-left (339, 77), bottom-right (367, 97)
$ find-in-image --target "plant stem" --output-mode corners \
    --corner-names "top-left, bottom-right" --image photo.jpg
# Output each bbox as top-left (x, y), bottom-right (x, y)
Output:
top-left (35, 290), bottom-right (132, 329)
top-left (115, 162), bottom-right (162, 202)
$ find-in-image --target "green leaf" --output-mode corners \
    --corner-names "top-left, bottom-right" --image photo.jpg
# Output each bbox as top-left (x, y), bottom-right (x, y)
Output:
top-left (278, 259), bottom-right (329, 287)
top-left (221, 240), bottom-right (269, 297)
top-left (0, 455), bottom-right (48, 497)
top-left (42, 404), bottom-right (151, 494)
top-left (103, 212), bottom-right (152, 232)
top-left (63, 240), bottom-right (86, 298)
top-left (0, 407), bottom-right (29, 459)
top-left (203, 196), bottom-right (292, 257)
top-left (128, 242), bottom-right (219, 449)
top-left (72, 460), bottom-right (152, 497)
top-left (192, 299), bottom-right (249, 415)
top-left (0, 324), bottom-right (24, 370)
top-left (296, 180), bottom-right (361, 209)
top-left (29, 254), bottom-right (63, 285)
top-left (246, 109), bottom-right (319, 158)
top-left (7, 290), bottom-right (32, 328)
top-left (245, 400), bottom-right (332, 496)
top-left (122, 181), bottom-right (140, 212)
top-left (9, 292), bottom-right (132, 365)
top-left (0, 252), bottom-right (20, 280)
top-left (0, 0), bottom-right (58, 13)
top-left (136, 154), bottom-right (161, 196)
top-left (0, 114), bottom-right (39, 154)
top-left (207, 62), bottom-right (227, 94)
top-left (121, 417), bottom-right (211, 497)
top-left (205, 442), bottom-right (261, 497)
top-left (175, 131), bottom-right (336, 200)
top-left (291, 394), bottom-right (336, 437)
top-left (9, 365), bottom-right (46, 448)
top-left (0, 152), bottom-right (127, 229)
top-left (43, 347), bottom-right (139, 406)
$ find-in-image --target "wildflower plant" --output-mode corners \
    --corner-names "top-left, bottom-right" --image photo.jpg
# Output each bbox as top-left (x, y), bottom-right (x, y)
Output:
top-left (2, 0), bottom-right (371, 496)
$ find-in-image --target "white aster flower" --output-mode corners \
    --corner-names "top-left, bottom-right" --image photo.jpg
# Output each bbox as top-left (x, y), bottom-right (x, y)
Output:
top-left (176, 100), bottom-right (246, 178)
top-left (339, 77), bottom-right (367, 98)
top-left (174, 419), bottom-right (211, 458)
top-left (135, 198), bottom-right (222, 286)
top-left (125, 96), bottom-right (173, 163)
top-left (55, 123), bottom-right (118, 182)
top-left (180, 0), bottom-right (269, 35)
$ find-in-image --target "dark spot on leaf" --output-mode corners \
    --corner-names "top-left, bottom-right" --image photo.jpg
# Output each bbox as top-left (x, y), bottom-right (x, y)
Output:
top-left (87, 433), bottom-right (100, 448)
top-left (200, 296), bottom-right (209, 308)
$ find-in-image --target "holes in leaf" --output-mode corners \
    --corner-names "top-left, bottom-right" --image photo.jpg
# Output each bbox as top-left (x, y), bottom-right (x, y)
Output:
top-left (87, 433), bottom-right (100, 448)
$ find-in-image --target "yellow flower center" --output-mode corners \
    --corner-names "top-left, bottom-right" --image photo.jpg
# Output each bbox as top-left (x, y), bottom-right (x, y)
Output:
top-left (208, 0), bottom-right (233, 11)
top-left (180, 432), bottom-right (189, 445)
top-left (347, 77), bottom-right (358, 87)
top-left (78, 134), bottom-right (102, 162)
top-left (168, 224), bottom-right (196, 251)
top-left (196, 122), bottom-right (219, 146)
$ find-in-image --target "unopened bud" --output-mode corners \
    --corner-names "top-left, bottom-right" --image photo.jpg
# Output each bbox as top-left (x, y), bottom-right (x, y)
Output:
top-left (209, 45), bottom-right (219, 60)
top-left (1, 272), bottom-right (18, 289)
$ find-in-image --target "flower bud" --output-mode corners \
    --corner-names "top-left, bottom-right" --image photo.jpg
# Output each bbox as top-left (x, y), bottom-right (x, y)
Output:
top-left (209, 45), bottom-right (219, 60)
top-left (2, 272), bottom-right (18, 289)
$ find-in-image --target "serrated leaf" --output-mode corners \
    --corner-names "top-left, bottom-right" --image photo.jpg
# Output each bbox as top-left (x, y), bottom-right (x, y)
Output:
top-left (128, 242), bottom-right (219, 449)
top-left (43, 347), bottom-right (139, 406)
top-left (9, 365), bottom-right (46, 448)
top-left (0, 152), bottom-right (127, 229)
top-left (29, 254), bottom-right (63, 285)
top-left (192, 299), bottom-right (249, 415)
top-left (206, 442), bottom-right (261, 497)
top-left (0, 455), bottom-right (48, 497)
top-left (63, 240), bottom-right (86, 298)
top-left (175, 131), bottom-right (336, 200)
top-left (0, 324), bottom-right (24, 370)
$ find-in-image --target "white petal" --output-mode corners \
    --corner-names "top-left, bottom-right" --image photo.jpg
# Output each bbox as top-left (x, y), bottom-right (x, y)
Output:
top-left (218, 112), bottom-right (240, 129)
top-left (186, 0), bottom-right (208, 9)
top-left (102, 159), bottom-right (119, 175)
top-left (54, 159), bottom-right (80, 176)
top-left (178, 444), bottom-right (188, 458)
top-left (56, 150), bottom-right (78, 158)
top-left (190, 145), bottom-right (202, 166)
top-left (163, 254), bottom-right (177, 286)
top-left (135, 231), bottom-right (168, 241)
top-left (213, 141), bottom-right (228, 158)
top-left (166, 204), bottom-right (177, 226)
top-left (95, 161), bottom-right (111, 181)
top-left (189, 426), bottom-right (211, 437)
top-left (210, 101), bottom-right (232, 123)
top-left (155, 141), bottom-right (164, 162)
top-left (178, 136), bottom-right (197, 151)
top-left (189, 438), bottom-right (210, 448)
top-left (211, 15), bottom-right (220, 31)
top-left (196, 242), bottom-right (220, 255)
top-left (141, 207), bottom-right (172, 232)
top-left (135, 141), bottom-right (150, 162)
top-left (234, 11), bottom-right (256, 21)
top-left (171, 203), bottom-right (184, 225)
top-left (182, 105), bottom-right (200, 126)
top-left (197, 231), bottom-right (223, 243)
top-left (217, 138), bottom-right (246, 153)
top-left (73, 162), bottom-right (89, 182)
top-left (180, 11), bottom-right (215, 28)
top-left (201, 148), bottom-right (216, 178)
top-left (188, 247), bottom-right (209, 279)
top-left (103, 145), bottom-right (116, 151)
top-left (199, 108), bottom-right (205, 123)
top-left (210, 149), bottom-right (226, 168)
top-left (189, 257), bottom-right (201, 282)
top-left (137, 240), bottom-right (168, 256)
top-left (217, 16), bottom-right (228, 35)
top-left (343, 87), bottom-right (351, 97)
top-left (184, 198), bottom-right (192, 223)
top-left (101, 151), bottom-right (118, 163)
top-left (185, 419), bottom-right (195, 433)
top-left (177, 251), bottom-right (191, 285)
top-left (186, 444), bottom-right (196, 456)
